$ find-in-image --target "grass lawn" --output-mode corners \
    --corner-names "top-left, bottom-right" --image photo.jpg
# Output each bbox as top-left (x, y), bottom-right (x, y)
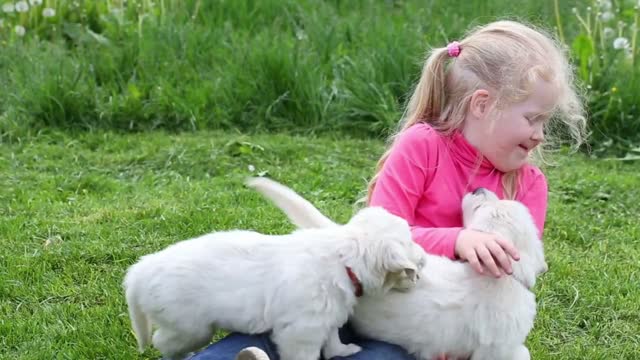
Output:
top-left (2, 0), bottom-right (639, 150)
top-left (1, 130), bottom-right (639, 359)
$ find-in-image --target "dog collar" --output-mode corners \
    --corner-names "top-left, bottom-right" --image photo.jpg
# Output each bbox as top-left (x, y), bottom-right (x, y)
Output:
top-left (345, 267), bottom-right (363, 297)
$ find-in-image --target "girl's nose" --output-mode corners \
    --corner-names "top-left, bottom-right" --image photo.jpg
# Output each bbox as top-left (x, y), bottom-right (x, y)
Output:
top-left (531, 124), bottom-right (544, 142)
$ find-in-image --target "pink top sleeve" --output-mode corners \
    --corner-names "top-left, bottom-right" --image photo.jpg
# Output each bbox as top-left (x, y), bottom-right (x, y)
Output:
top-left (408, 227), bottom-right (461, 259)
top-left (369, 126), bottom-right (461, 258)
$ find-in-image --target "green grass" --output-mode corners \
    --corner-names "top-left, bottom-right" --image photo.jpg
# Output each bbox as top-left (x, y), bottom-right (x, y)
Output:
top-left (1, 0), bottom-right (639, 153)
top-left (1, 130), bottom-right (639, 359)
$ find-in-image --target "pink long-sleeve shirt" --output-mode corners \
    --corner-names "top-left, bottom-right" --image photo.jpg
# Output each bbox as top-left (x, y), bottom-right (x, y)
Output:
top-left (370, 123), bottom-right (548, 260)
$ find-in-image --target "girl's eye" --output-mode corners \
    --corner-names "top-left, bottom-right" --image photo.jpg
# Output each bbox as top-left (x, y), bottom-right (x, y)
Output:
top-left (527, 114), bottom-right (551, 125)
top-left (526, 115), bottom-right (547, 124)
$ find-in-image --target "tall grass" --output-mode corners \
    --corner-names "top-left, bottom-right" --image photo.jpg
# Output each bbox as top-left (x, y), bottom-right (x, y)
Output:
top-left (556, 0), bottom-right (640, 156)
top-left (1, 0), bottom-right (638, 153)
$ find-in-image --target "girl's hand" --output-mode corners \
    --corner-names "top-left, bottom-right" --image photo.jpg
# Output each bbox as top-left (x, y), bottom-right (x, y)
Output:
top-left (455, 229), bottom-right (520, 277)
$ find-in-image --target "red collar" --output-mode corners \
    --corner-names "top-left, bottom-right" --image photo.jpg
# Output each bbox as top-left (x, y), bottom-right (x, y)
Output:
top-left (345, 267), bottom-right (363, 297)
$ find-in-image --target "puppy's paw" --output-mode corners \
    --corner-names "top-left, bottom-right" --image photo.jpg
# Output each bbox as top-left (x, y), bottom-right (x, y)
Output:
top-left (342, 343), bottom-right (363, 356)
top-left (324, 343), bottom-right (362, 358)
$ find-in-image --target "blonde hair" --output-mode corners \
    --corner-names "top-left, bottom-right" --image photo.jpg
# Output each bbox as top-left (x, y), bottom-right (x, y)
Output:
top-left (366, 20), bottom-right (587, 201)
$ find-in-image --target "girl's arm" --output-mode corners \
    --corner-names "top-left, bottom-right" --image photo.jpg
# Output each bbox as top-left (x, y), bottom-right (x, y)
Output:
top-left (369, 125), bottom-right (461, 259)
top-left (369, 126), bottom-right (549, 262)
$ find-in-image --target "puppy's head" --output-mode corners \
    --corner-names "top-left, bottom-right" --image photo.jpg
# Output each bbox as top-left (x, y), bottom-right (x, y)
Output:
top-left (462, 188), bottom-right (547, 289)
top-left (344, 207), bottom-right (426, 294)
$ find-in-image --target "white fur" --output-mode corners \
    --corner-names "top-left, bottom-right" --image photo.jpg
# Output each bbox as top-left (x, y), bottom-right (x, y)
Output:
top-left (124, 179), bottom-right (425, 360)
top-left (246, 177), bottom-right (337, 229)
top-left (249, 180), bottom-right (547, 360)
top-left (246, 177), bottom-right (427, 291)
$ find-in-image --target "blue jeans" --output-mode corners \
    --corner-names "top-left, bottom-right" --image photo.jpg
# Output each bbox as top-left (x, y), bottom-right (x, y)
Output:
top-left (189, 325), bottom-right (416, 360)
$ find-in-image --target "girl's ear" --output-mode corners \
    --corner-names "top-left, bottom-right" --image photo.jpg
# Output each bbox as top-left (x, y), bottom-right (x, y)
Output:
top-left (469, 89), bottom-right (491, 119)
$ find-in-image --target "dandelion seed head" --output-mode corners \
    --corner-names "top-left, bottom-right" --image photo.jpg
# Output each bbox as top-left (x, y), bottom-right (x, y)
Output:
top-left (42, 7), bottom-right (54, 17)
top-left (15, 1), bottom-right (28, 12)
top-left (14, 25), bottom-right (25, 36)
top-left (295, 29), bottom-right (307, 41)
top-left (600, 11), bottom-right (614, 22)
top-left (603, 27), bottom-right (615, 38)
top-left (613, 37), bottom-right (630, 49)
top-left (29, 0), bottom-right (42, 6)
top-left (600, 0), bottom-right (612, 10)
top-left (2, 2), bottom-right (14, 13)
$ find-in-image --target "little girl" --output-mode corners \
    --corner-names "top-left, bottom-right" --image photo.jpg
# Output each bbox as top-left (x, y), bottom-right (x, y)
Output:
top-left (189, 19), bottom-right (587, 360)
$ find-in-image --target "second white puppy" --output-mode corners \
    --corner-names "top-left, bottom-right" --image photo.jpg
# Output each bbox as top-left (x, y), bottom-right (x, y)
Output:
top-left (124, 178), bottom-right (424, 360)
top-left (350, 189), bottom-right (548, 360)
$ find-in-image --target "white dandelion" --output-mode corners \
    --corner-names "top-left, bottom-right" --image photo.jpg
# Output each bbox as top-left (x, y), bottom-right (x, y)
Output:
top-left (2, 2), bottom-right (14, 13)
top-left (618, 20), bottom-right (626, 30)
top-left (600, 11), bottom-right (614, 22)
top-left (613, 37), bottom-right (630, 49)
top-left (42, 7), bottom-right (54, 17)
top-left (29, 0), bottom-right (42, 5)
top-left (295, 29), bottom-right (307, 41)
top-left (14, 25), bottom-right (25, 36)
top-left (248, 164), bottom-right (256, 172)
top-left (603, 27), bottom-right (615, 39)
top-left (599, 0), bottom-right (612, 10)
top-left (15, 1), bottom-right (28, 12)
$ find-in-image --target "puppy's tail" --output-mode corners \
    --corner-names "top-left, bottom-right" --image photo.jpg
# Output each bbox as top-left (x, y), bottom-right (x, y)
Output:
top-left (124, 268), bottom-right (152, 353)
top-left (246, 177), bottom-right (336, 229)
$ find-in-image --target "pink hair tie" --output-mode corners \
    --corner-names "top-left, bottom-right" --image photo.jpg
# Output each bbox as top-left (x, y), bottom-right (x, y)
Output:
top-left (447, 41), bottom-right (461, 57)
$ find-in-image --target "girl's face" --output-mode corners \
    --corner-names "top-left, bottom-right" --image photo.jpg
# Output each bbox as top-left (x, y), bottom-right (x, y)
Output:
top-left (467, 79), bottom-right (557, 172)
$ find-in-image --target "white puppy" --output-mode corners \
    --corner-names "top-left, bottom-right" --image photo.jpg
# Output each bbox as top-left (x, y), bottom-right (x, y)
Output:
top-left (124, 178), bottom-right (425, 360)
top-left (249, 181), bottom-right (547, 360)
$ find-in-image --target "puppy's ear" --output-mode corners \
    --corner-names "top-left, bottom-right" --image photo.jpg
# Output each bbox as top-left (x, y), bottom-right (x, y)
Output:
top-left (401, 264), bottom-right (420, 283)
top-left (511, 253), bottom-right (539, 289)
top-left (381, 249), bottom-right (419, 291)
top-left (382, 267), bottom-right (419, 292)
